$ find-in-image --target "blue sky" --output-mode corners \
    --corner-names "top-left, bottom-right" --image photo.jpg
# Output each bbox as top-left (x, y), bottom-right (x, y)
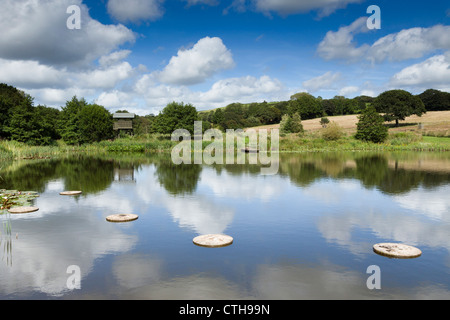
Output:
top-left (0, 0), bottom-right (449, 115)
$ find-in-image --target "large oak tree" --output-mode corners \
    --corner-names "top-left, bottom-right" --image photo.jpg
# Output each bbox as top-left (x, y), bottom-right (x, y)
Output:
top-left (374, 90), bottom-right (426, 127)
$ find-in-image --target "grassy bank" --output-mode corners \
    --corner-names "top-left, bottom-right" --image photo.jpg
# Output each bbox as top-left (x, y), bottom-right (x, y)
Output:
top-left (1, 130), bottom-right (450, 161)
top-left (279, 131), bottom-right (450, 152)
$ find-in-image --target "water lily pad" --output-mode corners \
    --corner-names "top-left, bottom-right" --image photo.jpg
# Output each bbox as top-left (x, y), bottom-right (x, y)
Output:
top-left (193, 234), bottom-right (234, 248)
top-left (1, 190), bottom-right (39, 211)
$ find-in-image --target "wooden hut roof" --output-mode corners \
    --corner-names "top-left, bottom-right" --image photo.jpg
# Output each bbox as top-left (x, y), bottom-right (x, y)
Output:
top-left (113, 113), bottom-right (135, 119)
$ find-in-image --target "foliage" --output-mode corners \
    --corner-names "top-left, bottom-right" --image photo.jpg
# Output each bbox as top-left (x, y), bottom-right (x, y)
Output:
top-left (374, 89), bottom-right (426, 126)
top-left (418, 89), bottom-right (450, 111)
top-left (0, 190), bottom-right (39, 211)
top-left (291, 113), bottom-right (304, 134)
top-left (4, 93), bottom-right (60, 146)
top-left (320, 117), bottom-right (330, 127)
top-left (133, 114), bottom-right (155, 135)
top-left (33, 106), bottom-right (61, 144)
top-left (57, 96), bottom-right (86, 145)
top-left (321, 121), bottom-right (344, 141)
top-left (355, 106), bottom-right (388, 143)
top-left (57, 97), bottom-right (113, 145)
top-left (288, 92), bottom-right (323, 120)
top-left (321, 96), bottom-right (360, 116)
top-left (280, 113), bottom-right (303, 134)
top-left (0, 84), bottom-right (30, 139)
top-left (77, 104), bottom-right (114, 144)
top-left (387, 132), bottom-right (423, 146)
top-left (153, 102), bottom-right (198, 134)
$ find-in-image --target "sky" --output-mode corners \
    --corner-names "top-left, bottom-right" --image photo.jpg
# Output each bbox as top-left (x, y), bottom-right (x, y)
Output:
top-left (0, 0), bottom-right (449, 115)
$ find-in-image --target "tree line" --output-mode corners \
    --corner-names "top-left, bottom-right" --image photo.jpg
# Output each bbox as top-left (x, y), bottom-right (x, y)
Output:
top-left (0, 82), bottom-right (449, 146)
top-left (0, 84), bottom-right (115, 146)
top-left (199, 89), bottom-right (450, 131)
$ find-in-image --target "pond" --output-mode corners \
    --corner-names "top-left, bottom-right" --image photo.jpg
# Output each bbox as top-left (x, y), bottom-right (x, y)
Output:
top-left (0, 151), bottom-right (449, 300)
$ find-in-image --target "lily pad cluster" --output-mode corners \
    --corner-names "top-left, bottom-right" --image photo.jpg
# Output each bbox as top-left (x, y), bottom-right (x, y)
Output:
top-left (0, 190), bottom-right (39, 212)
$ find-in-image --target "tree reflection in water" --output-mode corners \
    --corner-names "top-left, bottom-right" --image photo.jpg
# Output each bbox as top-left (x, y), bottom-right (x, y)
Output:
top-left (0, 152), bottom-right (449, 198)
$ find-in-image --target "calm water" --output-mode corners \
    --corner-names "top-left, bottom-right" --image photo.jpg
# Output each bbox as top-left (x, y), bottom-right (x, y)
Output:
top-left (0, 152), bottom-right (449, 300)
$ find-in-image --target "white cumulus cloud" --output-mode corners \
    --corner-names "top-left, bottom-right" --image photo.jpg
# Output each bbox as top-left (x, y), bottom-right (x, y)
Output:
top-left (156, 37), bottom-right (235, 86)
top-left (318, 19), bottom-right (450, 64)
top-left (317, 17), bottom-right (370, 61)
top-left (369, 25), bottom-right (450, 63)
top-left (0, 0), bottom-right (135, 67)
top-left (390, 52), bottom-right (450, 91)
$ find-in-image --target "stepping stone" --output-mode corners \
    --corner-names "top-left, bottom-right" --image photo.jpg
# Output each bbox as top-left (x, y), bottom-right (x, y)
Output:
top-left (193, 234), bottom-right (233, 248)
top-left (106, 214), bottom-right (139, 223)
top-left (373, 243), bottom-right (422, 259)
top-left (8, 206), bottom-right (39, 214)
top-left (60, 191), bottom-right (82, 196)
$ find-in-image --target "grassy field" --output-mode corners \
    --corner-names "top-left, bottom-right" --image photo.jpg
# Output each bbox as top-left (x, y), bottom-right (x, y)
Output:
top-left (250, 111), bottom-right (450, 137)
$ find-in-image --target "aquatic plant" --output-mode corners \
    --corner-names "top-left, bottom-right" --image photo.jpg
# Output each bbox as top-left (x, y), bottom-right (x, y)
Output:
top-left (0, 190), bottom-right (39, 211)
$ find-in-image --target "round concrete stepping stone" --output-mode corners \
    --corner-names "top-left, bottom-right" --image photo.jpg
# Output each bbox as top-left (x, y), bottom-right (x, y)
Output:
top-left (60, 191), bottom-right (82, 196)
top-left (193, 234), bottom-right (233, 248)
top-left (373, 243), bottom-right (422, 259)
top-left (8, 206), bottom-right (39, 214)
top-left (106, 214), bottom-right (139, 223)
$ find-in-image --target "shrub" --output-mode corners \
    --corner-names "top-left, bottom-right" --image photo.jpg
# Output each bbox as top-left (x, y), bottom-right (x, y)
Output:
top-left (321, 122), bottom-right (344, 141)
top-left (388, 132), bottom-right (422, 145)
top-left (355, 106), bottom-right (388, 143)
top-left (320, 117), bottom-right (330, 128)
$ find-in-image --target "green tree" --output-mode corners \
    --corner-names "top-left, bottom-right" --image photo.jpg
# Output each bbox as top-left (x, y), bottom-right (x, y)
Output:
top-left (213, 108), bottom-right (225, 126)
top-left (280, 114), bottom-right (292, 134)
top-left (33, 105), bottom-right (61, 144)
top-left (6, 95), bottom-right (36, 144)
top-left (332, 96), bottom-right (356, 115)
top-left (134, 114), bottom-right (155, 135)
top-left (280, 113), bottom-right (303, 134)
top-left (320, 117), bottom-right (330, 128)
top-left (355, 106), bottom-right (388, 143)
top-left (154, 102), bottom-right (198, 134)
top-left (353, 95), bottom-right (374, 113)
top-left (288, 92), bottom-right (323, 120)
top-left (291, 113), bottom-right (304, 134)
top-left (258, 105), bottom-right (282, 124)
top-left (243, 116), bottom-right (261, 128)
top-left (0, 83), bottom-right (29, 139)
top-left (374, 90), bottom-right (426, 127)
top-left (273, 101), bottom-right (289, 116)
top-left (5, 97), bottom-right (60, 146)
top-left (58, 97), bottom-right (113, 145)
top-left (418, 89), bottom-right (450, 111)
top-left (58, 96), bottom-right (87, 145)
top-left (78, 104), bottom-right (114, 143)
top-left (321, 99), bottom-right (336, 116)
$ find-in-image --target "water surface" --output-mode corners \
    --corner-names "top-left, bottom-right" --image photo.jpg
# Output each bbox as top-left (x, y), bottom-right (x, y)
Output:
top-left (0, 152), bottom-right (449, 299)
